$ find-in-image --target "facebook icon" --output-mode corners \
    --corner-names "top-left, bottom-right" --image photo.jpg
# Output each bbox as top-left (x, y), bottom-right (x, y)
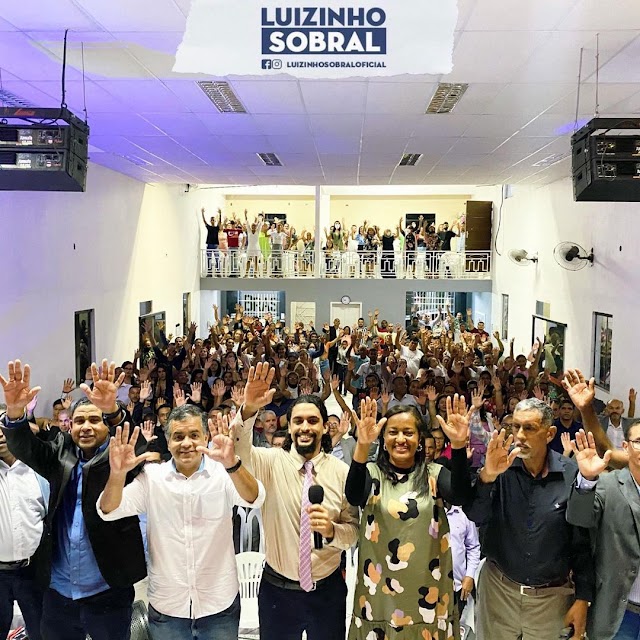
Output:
top-left (261, 59), bottom-right (272, 69)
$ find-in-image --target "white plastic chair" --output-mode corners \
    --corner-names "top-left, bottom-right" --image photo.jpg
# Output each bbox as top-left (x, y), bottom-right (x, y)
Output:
top-left (236, 551), bottom-right (266, 630)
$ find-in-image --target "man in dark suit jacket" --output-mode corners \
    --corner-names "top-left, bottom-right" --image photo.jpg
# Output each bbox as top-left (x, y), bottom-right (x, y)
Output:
top-left (1, 359), bottom-right (150, 640)
top-left (567, 423), bottom-right (640, 640)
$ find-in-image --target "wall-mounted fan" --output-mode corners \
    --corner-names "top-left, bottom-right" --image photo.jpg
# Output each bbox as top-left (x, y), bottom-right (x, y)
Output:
top-left (553, 242), bottom-right (594, 271)
top-left (508, 249), bottom-right (538, 266)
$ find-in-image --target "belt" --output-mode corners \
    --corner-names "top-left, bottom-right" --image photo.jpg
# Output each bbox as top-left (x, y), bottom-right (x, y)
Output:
top-left (0, 558), bottom-right (29, 571)
top-left (628, 601), bottom-right (640, 615)
top-left (261, 564), bottom-right (336, 592)
top-left (490, 561), bottom-right (573, 597)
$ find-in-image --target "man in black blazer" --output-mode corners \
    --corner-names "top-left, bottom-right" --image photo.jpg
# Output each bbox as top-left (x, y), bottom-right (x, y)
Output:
top-left (1, 359), bottom-right (151, 640)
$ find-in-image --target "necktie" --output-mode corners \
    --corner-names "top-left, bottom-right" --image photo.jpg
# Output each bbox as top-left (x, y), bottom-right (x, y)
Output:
top-left (299, 460), bottom-right (314, 592)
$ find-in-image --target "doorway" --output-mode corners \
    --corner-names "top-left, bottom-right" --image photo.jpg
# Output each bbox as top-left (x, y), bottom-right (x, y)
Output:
top-left (329, 302), bottom-right (362, 330)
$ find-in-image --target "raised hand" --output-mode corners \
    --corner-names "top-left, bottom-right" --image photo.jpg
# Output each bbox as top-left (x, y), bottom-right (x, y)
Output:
top-left (80, 360), bottom-right (125, 414)
top-left (562, 369), bottom-right (595, 412)
top-left (147, 358), bottom-right (157, 372)
top-left (570, 429), bottom-right (611, 480)
top-left (190, 382), bottom-right (202, 404)
top-left (352, 397), bottom-right (387, 446)
top-left (483, 429), bottom-right (521, 480)
top-left (299, 380), bottom-right (312, 396)
top-left (330, 374), bottom-right (341, 392)
top-left (108, 424), bottom-right (155, 475)
top-left (140, 380), bottom-right (152, 402)
top-left (416, 389), bottom-right (427, 407)
top-left (244, 363), bottom-right (276, 412)
top-left (630, 388), bottom-right (637, 404)
top-left (339, 411), bottom-right (351, 436)
top-left (140, 420), bottom-right (157, 442)
top-left (62, 377), bottom-right (76, 394)
top-left (201, 414), bottom-right (236, 467)
top-left (466, 441), bottom-right (475, 461)
top-left (0, 361), bottom-right (42, 419)
top-left (61, 395), bottom-right (73, 410)
top-left (174, 387), bottom-right (187, 408)
top-left (26, 393), bottom-right (39, 416)
top-left (560, 431), bottom-right (573, 457)
top-left (231, 384), bottom-right (245, 407)
top-left (533, 385), bottom-right (544, 401)
top-left (471, 387), bottom-right (483, 410)
top-left (426, 385), bottom-right (437, 403)
top-left (213, 379), bottom-right (225, 398)
top-left (436, 394), bottom-right (473, 449)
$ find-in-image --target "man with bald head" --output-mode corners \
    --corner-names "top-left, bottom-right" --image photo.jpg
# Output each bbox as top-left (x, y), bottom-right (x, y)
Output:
top-left (600, 391), bottom-right (636, 450)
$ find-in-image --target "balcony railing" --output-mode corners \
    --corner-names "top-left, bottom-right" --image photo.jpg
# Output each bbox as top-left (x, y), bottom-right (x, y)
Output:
top-left (201, 249), bottom-right (491, 280)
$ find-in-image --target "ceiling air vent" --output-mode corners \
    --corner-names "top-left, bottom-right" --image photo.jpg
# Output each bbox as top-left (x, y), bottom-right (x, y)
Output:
top-left (398, 153), bottom-right (423, 167)
top-left (257, 152), bottom-right (283, 167)
top-left (197, 81), bottom-right (247, 113)
top-left (0, 89), bottom-right (34, 108)
top-left (426, 83), bottom-right (469, 114)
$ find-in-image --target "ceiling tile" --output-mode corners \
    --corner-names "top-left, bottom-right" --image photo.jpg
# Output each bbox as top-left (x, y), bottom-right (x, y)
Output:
top-left (299, 81), bottom-right (367, 114)
top-left (94, 80), bottom-right (189, 112)
top-left (232, 80), bottom-right (306, 114)
top-left (365, 82), bottom-right (438, 114)
top-left (308, 114), bottom-right (364, 137)
top-left (465, 0), bottom-right (579, 31)
top-left (0, 3), bottom-right (102, 30)
top-left (74, 0), bottom-right (186, 31)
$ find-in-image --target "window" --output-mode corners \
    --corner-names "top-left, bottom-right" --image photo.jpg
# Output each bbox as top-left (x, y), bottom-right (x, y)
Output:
top-left (593, 313), bottom-right (613, 391)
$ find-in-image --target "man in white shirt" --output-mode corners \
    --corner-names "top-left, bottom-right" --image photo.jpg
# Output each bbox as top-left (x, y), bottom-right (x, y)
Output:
top-left (0, 421), bottom-right (48, 640)
top-left (600, 397), bottom-right (635, 451)
top-left (97, 404), bottom-right (265, 640)
top-left (399, 337), bottom-right (424, 378)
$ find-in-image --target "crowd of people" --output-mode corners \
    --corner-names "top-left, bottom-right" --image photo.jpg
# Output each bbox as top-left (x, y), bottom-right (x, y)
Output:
top-left (201, 207), bottom-right (471, 278)
top-left (0, 301), bottom-right (638, 639)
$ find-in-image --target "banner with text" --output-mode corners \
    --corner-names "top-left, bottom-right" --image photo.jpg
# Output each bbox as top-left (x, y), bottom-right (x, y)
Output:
top-left (174, 0), bottom-right (458, 78)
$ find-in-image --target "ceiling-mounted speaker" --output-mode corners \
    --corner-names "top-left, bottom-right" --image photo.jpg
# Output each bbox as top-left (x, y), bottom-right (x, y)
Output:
top-left (572, 117), bottom-right (640, 202)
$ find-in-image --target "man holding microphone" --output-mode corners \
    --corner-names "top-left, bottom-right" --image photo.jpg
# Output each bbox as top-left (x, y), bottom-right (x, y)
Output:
top-left (232, 363), bottom-right (359, 640)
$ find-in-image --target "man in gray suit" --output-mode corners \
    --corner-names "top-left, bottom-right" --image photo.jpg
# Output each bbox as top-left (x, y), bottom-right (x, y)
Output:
top-left (327, 413), bottom-right (356, 465)
top-left (567, 424), bottom-right (640, 640)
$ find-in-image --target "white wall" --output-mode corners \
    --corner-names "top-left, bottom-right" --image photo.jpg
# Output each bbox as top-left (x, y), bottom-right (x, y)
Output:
top-left (0, 163), bottom-right (201, 411)
top-left (489, 177), bottom-right (640, 402)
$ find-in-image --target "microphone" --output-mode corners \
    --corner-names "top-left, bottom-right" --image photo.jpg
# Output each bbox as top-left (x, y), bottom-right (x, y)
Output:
top-left (308, 485), bottom-right (325, 550)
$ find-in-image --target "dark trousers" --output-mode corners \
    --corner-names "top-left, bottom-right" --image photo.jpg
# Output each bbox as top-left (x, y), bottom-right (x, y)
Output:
top-left (333, 363), bottom-right (347, 393)
top-left (41, 586), bottom-right (134, 640)
top-left (258, 569), bottom-right (346, 640)
top-left (0, 568), bottom-right (43, 640)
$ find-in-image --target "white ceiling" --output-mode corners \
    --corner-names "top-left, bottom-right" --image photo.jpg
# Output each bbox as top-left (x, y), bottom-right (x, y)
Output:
top-left (0, 0), bottom-right (639, 186)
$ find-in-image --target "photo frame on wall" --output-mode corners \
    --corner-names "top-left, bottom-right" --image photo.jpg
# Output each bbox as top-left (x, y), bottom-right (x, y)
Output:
top-left (501, 294), bottom-right (509, 339)
top-left (593, 313), bottom-right (612, 391)
top-left (75, 309), bottom-right (94, 385)
top-left (532, 315), bottom-right (567, 379)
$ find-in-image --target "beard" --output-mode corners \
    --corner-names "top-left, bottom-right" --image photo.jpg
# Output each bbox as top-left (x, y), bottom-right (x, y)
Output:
top-left (294, 432), bottom-right (319, 455)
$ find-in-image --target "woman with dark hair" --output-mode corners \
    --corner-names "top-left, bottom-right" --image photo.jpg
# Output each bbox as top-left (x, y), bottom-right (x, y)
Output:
top-left (345, 396), bottom-right (473, 640)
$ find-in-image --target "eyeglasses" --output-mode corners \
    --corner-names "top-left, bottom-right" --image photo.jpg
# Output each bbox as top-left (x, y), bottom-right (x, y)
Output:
top-left (627, 439), bottom-right (640, 450)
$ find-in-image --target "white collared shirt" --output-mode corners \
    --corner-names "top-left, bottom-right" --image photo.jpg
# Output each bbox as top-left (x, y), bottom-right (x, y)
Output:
top-left (97, 456), bottom-right (265, 619)
top-left (607, 419), bottom-right (625, 450)
top-left (0, 459), bottom-right (47, 561)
